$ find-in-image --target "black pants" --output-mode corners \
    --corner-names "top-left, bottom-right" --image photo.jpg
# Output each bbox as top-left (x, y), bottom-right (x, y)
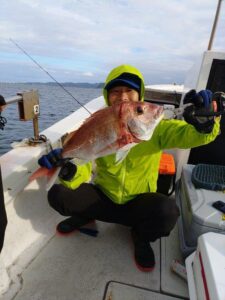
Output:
top-left (0, 166), bottom-right (7, 253)
top-left (48, 183), bottom-right (180, 242)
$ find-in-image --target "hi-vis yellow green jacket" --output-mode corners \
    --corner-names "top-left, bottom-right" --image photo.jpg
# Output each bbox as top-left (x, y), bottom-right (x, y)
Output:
top-left (60, 65), bottom-right (220, 204)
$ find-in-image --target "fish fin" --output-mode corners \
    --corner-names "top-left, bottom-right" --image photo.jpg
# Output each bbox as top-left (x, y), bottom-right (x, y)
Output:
top-left (46, 167), bottom-right (61, 191)
top-left (29, 166), bottom-right (60, 191)
top-left (29, 167), bottom-right (55, 182)
top-left (115, 149), bottom-right (130, 164)
top-left (115, 142), bottom-right (138, 164)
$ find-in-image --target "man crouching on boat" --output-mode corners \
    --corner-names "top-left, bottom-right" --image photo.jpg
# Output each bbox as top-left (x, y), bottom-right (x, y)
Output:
top-left (39, 65), bottom-right (220, 272)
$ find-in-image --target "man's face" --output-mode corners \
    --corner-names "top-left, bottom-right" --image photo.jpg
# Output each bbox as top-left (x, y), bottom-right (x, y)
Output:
top-left (108, 86), bottom-right (139, 106)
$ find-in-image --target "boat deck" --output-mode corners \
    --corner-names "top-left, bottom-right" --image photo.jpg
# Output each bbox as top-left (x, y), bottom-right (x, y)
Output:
top-left (1, 183), bottom-right (188, 300)
top-left (0, 96), bottom-right (190, 300)
top-left (5, 210), bottom-right (189, 299)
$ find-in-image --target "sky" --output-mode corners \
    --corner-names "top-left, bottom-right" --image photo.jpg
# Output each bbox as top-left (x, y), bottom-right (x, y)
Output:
top-left (0, 0), bottom-right (224, 84)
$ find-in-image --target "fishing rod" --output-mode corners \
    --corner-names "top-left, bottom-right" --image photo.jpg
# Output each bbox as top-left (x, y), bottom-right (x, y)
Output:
top-left (10, 38), bottom-right (92, 115)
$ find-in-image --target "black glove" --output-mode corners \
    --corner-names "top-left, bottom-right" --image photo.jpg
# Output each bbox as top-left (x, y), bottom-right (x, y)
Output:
top-left (183, 89), bottom-right (215, 133)
top-left (38, 148), bottom-right (77, 181)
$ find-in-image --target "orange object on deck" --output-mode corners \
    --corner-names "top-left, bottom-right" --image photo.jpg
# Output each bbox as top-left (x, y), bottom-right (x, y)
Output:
top-left (159, 153), bottom-right (176, 175)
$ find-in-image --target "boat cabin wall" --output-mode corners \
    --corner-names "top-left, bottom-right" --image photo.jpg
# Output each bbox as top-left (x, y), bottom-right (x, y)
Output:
top-left (175, 50), bottom-right (225, 178)
top-left (182, 50), bottom-right (225, 103)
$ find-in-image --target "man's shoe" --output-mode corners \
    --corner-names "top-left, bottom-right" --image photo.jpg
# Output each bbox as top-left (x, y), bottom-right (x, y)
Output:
top-left (131, 231), bottom-right (155, 272)
top-left (56, 216), bottom-right (93, 235)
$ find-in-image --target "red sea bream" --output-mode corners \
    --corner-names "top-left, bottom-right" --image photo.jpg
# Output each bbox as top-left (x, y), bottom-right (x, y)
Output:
top-left (30, 101), bottom-right (164, 182)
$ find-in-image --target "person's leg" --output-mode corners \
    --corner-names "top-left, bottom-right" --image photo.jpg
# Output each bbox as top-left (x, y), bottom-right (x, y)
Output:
top-left (125, 192), bottom-right (180, 271)
top-left (47, 183), bottom-right (132, 233)
top-left (0, 167), bottom-right (7, 253)
top-left (48, 184), bottom-right (179, 237)
top-left (48, 183), bottom-right (102, 233)
top-left (127, 192), bottom-right (180, 242)
top-left (48, 184), bottom-right (180, 271)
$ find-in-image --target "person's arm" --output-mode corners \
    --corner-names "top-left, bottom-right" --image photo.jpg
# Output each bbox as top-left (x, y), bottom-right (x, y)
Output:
top-left (59, 162), bottom-right (92, 190)
top-left (182, 89), bottom-right (216, 133)
top-left (157, 117), bottom-right (220, 150)
top-left (38, 148), bottom-right (92, 189)
top-left (0, 166), bottom-right (7, 253)
top-left (157, 89), bottom-right (221, 149)
top-left (38, 148), bottom-right (76, 179)
top-left (0, 95), bottom-right (6, 112)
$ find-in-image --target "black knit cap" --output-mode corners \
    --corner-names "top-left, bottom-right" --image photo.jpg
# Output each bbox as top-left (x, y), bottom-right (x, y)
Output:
top-left (105, 72), bottom-right (141, 94)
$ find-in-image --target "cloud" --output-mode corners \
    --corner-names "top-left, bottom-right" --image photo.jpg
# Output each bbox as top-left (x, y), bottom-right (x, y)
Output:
top-left (83, 72), bottom-right (94, 77)
top-left (0, 0), bottom-right (224, 83)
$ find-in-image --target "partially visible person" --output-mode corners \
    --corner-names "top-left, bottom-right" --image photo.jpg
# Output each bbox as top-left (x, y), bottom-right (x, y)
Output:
top-left (0, 94), bottom-right (7, 253)
top-left (39, 65), bottom-right (220, 272)
top-left (0, 95), bottom-right (6, 113)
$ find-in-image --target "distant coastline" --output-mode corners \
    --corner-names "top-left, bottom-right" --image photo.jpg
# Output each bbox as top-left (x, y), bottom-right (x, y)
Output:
top-left (0, 82), bottom-right (104, 88)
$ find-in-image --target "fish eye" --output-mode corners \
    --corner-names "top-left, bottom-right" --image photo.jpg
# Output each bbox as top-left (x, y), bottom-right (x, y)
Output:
top-left (136, 106), bottom-right (144, 114)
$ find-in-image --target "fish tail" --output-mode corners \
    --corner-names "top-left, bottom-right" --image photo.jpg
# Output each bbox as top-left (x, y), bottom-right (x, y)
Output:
top-left (29, 167), bottom-right (58, 182)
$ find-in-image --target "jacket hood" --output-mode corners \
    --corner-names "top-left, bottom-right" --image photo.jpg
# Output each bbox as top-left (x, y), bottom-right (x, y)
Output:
top-left (103, 65), bottom-right (145, 106)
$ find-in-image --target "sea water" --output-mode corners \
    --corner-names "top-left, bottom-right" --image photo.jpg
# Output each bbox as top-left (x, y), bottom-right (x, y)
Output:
top-left (0, 83), bottom-right (101, 156)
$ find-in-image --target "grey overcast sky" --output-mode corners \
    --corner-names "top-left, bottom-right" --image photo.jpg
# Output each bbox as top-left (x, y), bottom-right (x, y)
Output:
top-left (0, 0), bottom-right (224, 84)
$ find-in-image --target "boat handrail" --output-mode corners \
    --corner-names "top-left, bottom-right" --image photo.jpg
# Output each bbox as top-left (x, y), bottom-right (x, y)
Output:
top-left (1, 90), bottom-right (42, 144)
